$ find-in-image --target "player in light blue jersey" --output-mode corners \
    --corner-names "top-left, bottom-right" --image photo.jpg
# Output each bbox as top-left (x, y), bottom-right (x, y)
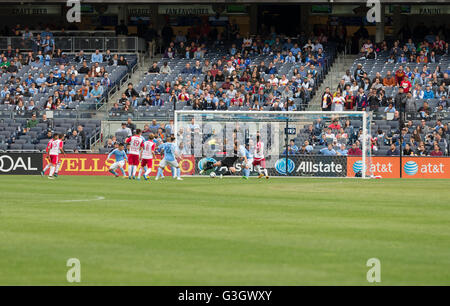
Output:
top-left (239, 140), bottom-right (253, 179)
top-left (155, 136), bottom-right (183, 181)
top-left (107, 143), bottom-right (128, 178)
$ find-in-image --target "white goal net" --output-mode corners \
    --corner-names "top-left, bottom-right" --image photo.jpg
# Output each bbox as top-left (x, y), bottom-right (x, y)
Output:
top-left (174, 111), bottom-right (372, 178)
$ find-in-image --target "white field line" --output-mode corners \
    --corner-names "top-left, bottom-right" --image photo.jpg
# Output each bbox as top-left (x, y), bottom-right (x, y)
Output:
top-left (60, 196), bottom-right (105, 203)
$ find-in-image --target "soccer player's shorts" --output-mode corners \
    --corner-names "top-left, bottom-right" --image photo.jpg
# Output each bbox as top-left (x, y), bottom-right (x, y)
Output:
top-left (141, 158), bottom-right (153, 168)
top-left (221, 157), bottom-right (238, 168)
top-left (159, 159), bottom-right (179, 168)
top-left (252, 158), bottom-right (266, 168)
top-left (49, 155), bottom-right (59, 165)
top-left (244, 159), bottom-right (253, 168)
top-left (110, 160), bottom-right (125, 170)
top-left (128, 154), bottom-right (140, 166)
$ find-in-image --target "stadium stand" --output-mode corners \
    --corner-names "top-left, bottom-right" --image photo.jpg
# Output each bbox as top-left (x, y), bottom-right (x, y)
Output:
top-left (108, 38), bottom-right (337, 119)
top-left (317, 38), bottom-right (449, 156)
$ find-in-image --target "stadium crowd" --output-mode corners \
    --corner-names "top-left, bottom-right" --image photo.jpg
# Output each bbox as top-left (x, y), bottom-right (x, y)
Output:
top-left (316, 35), bottom-right (449, 156)
top-left (109, 31), bottom-right (334, 117)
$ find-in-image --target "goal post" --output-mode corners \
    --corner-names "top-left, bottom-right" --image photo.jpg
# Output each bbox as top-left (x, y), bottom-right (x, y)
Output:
top-left (174, 111), bottom-right (372, 178)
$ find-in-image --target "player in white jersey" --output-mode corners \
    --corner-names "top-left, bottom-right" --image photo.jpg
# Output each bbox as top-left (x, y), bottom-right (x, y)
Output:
top-left (253, 135), bottom-right (269, 179)
top-left (46, 134), bottom-right (65, 179)
top-left (138, 134), bottom-right (156, 181)
top-left (125, 129), bottom-right (144, 179)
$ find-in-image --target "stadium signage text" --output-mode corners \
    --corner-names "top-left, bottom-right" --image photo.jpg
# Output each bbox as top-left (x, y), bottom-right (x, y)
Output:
top-left (296, 161), bottom-right (343, 174)
top-left (0, 153), bottom-right (42, 175)
top-left (158, 5), bottom-right (215, 15)
top-left (292, 156), bottom-right (347, 177)
top-left (347, 157), bottom-right (450, 179)
top-left (43, 154), bottom-right (195, 176)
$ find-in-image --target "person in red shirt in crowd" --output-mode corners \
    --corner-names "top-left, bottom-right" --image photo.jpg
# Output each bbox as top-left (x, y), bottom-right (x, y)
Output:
top-left (395, 65), bottom-right (405, 86)
top-left (430, 144), bottom-right (443, 156)
top-left (433, 36), bottom-right (446, 54)
top-left (329, 119), bottom-right (341, 131)
top-left (347, 142), bottom-right (363, 156)
top-left (400, 78), bottom-right (412, 93)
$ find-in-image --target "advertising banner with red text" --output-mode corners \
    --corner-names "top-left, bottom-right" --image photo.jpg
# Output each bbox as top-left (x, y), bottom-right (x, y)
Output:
top-left (347, 157), bottom-right (450, 179)
top-left (43, 154), bottom-right (195, 176)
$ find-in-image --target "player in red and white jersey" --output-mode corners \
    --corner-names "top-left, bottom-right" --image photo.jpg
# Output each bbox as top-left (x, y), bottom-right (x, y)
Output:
top-left (46, 133), bottom-right (65, 179)
top-left (252, 134), bottom-right (269, 179)
top-left (138, 134), bottom-right (156, 181)
top-left (42, 133), bottom-right (65, 177)
top-left (125, 129), bottom-right (144, 179)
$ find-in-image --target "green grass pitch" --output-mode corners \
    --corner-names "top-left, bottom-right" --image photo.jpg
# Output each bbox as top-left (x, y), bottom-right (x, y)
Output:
top-left (0, 176), bottom-right (449, 285)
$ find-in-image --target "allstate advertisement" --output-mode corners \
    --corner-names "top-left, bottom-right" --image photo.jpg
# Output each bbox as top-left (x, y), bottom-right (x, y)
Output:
top-left (195, 156), bottom-right (347, 177)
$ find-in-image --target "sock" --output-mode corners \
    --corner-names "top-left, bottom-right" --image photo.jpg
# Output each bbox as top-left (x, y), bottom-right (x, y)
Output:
top-left (120, 168), bottom-right (126, 176)
top-left (171, 167), bottom-right (176, 177)
top-left (263, 169), bottom-right (268, 176)
top-left (133, 166), bottom-right (138, 177)
top-left (43, 164), bottom-right (51, 173)
top-left (49, 166), bottom-right (55, 177)
top-left (156, 167), bottom-right (164, 179)
top-left (144, 167), bottom-right (152, 176)
top-left (56, 162), bottom-right (61, 174)
top-left (244, 168), bottom-right (250, 177)
top-left (177, 168), bottom-right (181, 178)
top-left (256, 165), bottom-right (262, 175)
top-left (138, 167), bottom-right (144, 179)
top-left (128, 166), bottom-right (133, 178)
top-left (218, 169), bottom-right (232, 176)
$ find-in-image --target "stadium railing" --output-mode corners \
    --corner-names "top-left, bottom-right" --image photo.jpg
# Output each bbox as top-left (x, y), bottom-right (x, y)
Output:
top-left (0, 36), bottom-right (146, 53)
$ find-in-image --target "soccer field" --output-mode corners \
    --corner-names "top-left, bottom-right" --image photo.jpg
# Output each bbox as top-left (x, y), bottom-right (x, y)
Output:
top-left (0, 176), bottom-right (449, 285)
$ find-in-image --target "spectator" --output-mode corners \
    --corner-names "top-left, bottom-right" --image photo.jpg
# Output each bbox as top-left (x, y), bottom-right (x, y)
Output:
top-left (148, 61), bottom-right (160, 73)
top-left (320, 144), bottom-right (337, 156)
top-left (430, 144), bottom-right (443, 156)
top-left (116, 123), bottom-right (132, 137)
top-left (160, 62), bottom-right (172, 74)
top-left (91, 50), bottom-right (103, 63)
top-left (348, 143), bottom-right (362, 156)
top-left (386, 144), bottom-right (399, 156)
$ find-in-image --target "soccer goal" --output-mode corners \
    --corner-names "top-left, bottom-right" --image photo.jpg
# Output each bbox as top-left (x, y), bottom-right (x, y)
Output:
top-left (174, 111), bottom-right (372, 178)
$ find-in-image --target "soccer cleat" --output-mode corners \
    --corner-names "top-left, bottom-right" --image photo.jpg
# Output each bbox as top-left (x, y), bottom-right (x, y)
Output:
top-left (122, 176), bottom-right (127, 179)
top-left (242, 176), bottom-right (249, 180)
top-left (177, 177), bottom-right (183, 181)
top-left (143, 175), bottom-right (148, 181)
top-left (265, 176), bottom-right (270, 180)
top-left (48, 176), bottom-right (54, 180)
top-left (54, 174), bottom-right (58, 178)
top-left (199, 169), bottom-right (205, 175)
top-left (137, 177), bottom-right (140, 181)
top-left (40, 171), bottom-right (44, 177)
top-left (219, 174), bottom-right (223, 179)
top-left (258, 173), bottom-right (264, 179)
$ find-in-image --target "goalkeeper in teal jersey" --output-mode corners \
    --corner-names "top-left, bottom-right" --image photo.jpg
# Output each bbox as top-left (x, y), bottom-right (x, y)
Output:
top-left (107, 143), bottom-right (128, 178)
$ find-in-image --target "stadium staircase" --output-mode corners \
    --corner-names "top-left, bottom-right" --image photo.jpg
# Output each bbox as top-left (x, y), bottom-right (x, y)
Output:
top-left (308, 54), bottom-right (359, 110)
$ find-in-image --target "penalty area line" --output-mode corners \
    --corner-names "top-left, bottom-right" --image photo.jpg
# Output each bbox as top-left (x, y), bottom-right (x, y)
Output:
top-left (60, 196), bottom-right (106, 203)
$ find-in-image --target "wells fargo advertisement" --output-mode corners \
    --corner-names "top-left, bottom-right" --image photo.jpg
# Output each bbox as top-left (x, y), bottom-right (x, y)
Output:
top-left (43, 154), bottom-right (195, 176)
top-left (347, 157), bottom-right (450, 179)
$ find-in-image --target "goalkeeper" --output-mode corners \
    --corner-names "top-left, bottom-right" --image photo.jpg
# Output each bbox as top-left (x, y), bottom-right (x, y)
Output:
top-left (200, 141), bottom-right (239, 177)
